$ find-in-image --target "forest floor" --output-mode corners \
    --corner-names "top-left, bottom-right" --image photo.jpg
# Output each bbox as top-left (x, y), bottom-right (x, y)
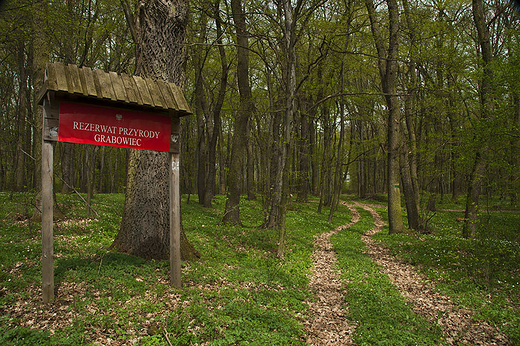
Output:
top-left (304, 203), bottom-right (359, 345)
top-left (305, 200), bottom-right (509, 345)
top-left (1, 193), bottom-right (518, 345)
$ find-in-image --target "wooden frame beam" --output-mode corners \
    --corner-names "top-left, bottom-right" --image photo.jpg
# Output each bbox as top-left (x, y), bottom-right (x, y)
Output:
top-left (41, 96), bottom-right (55, 303)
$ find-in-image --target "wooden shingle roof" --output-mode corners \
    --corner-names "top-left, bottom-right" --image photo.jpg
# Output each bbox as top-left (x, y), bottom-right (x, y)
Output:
top-left (37, 62), bottom-right (191, 116)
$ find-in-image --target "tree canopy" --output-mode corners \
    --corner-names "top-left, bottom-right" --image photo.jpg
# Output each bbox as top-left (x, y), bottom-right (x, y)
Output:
top-left (1, 0), bottom-right (519, 241)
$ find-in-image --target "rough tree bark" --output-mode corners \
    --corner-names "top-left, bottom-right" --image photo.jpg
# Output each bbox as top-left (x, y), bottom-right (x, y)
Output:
top-left (30, 0), bottom-right (48, 221)
top-left (399, 122), bottom-right (420, 230)
top-left (113, 0), bottom-right (199, 260)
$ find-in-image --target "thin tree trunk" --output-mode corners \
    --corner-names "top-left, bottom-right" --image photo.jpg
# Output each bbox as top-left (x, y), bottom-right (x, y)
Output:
top-left (272, 0), bottom-right (297, 258)
top-left (329, 0), bottom-right (355, 221)
top-left (194, 11), bottom-right (209, 205)
top-left (246, 125), bottom-right (256, 200)
top-left (328, 102), bottom-right (345, 223)
top-left (98, 146), bottom-right (105, 192)
top-left (218, 122), bottom-right (226, 195)
top-left (296, 109), bottom-right (310, 202)
top-left (308, 120), bottom-right (316, 196)
top-left (463, 0), bottom-right (493, 238)
top-left (365, 0), bottom-right (405, 234)
top-left (86, 146), bottom-right (95, 218)
top-left (196, 107), bottom-right (207, 205)
top-left (329, 46), bottom-right (349, 222)
top-left (358, 119), bottom-right (367, 198)
top-left (510, 94), bottom-right (520, 205)
top-left (204, 3), bottom-right (228, 208)
top-left (14, 40), bottom-right (27, 191)
top-left (318, 102), bottom-right (333, 212)
top-left (463, 153), bottom-right (486, 238)
top-left (223, 0), bottom-right (253, 225)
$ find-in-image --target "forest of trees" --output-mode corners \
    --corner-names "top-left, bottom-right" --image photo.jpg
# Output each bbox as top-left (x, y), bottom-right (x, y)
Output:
top-left (1, 0), bottom-right (519, 238)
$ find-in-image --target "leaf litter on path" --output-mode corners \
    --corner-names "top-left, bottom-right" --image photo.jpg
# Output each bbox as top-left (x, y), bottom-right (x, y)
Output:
top-left (304, 203), bottom-right (360, 345)
top-left (352, 201), bottom-right (508, 346)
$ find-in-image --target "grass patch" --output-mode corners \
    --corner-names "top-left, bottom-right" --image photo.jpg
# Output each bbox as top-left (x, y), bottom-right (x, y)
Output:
top-left (375, 204), bottom-right (520, 344)
top-left (0, 192), bottom-right (349, 345)
top-left (332, 207), bottom-right (446, 345)
top-left (3, 190), bottom-right (517, 344)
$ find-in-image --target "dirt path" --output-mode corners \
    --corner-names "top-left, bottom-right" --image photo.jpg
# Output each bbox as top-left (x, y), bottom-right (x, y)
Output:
top-left (304, 203), bottom-right (360, 345)
top-left (353, 201), bottom-right (508, 345)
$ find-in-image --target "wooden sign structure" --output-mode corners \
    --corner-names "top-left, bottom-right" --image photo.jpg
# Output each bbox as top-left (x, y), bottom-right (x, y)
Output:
top-left (37, 62), bottom-right (192, 302)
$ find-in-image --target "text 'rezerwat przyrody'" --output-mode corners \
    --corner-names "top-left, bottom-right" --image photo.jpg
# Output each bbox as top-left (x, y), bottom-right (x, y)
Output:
top-left (72, 121), bottom-right (161, 147)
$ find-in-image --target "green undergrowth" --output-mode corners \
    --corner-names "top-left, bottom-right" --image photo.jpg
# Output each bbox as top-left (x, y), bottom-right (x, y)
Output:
top-left (432, 193), bottom-right (519, 212)
top-left (373, 205), bottom-right (520, 344)
top-left (0, 192), bottom-right (350, 345)
top-left (3, 191), bottom-right (518, 344)
top-left (159, 196), bottom-right (351, 345)
top-left (332, 207), bottom-right (447, 346)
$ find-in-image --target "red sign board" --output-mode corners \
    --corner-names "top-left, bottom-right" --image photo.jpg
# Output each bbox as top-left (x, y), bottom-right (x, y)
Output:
top-left (58, 101), bottom-right (171, 152)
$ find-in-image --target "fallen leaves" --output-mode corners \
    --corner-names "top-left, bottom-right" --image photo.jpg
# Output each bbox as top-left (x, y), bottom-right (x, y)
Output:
top-left (304, 203), bottom-right (360, 345)
top-left (354, 201), bottom-right (508, 346)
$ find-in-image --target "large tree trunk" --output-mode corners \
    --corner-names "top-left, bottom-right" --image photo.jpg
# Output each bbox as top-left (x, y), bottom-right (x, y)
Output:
top-left (385, 0), bottom-right (405, 234)
top-left (113, 0), bottom-right (199, 261)
top-left (399, 124), bottom-right (420, 230)
top-left (400, 68), bottom-right (421, 231)
top-left (222, 0), bottom-right (253, 225)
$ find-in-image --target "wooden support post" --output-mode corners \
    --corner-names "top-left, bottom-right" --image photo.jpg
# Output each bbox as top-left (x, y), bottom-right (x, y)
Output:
top-left (42, 98), bottom-right (55, 303)
top-left (169, 117), bottom-right (181, 288)
top-left (169, 152), bottom-right (181, 288)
